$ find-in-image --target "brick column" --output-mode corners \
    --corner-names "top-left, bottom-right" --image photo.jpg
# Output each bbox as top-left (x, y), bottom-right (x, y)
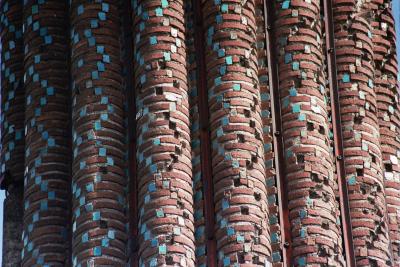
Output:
top-left (131, 0), bottom-right (196, 265)
top-left (370, 1), bottom-right (400, 264)
top-left (202, 0), bottom-right (272, 265)
top-left (22, 1), bottom-right (70, 265)
top-left (333, 1), bottom-right (392, 265)
top-left (274, 1), bottom-right (344, 265)
top-left (69, 1), bottom-right (128, 265)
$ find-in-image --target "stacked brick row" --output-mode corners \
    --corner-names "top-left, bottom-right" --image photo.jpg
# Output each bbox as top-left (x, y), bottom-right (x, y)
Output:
top-left (22, 1), bottom-right (70, 266)
top-left (2, 1), bottom-right (400, 266)
top-left (69, 1), bottom-right (128, 265)
top-left (202, 0), bottom-right (271, 265)
top-left (131, 0), bottom-right (196, 265)
top-left (184, 1), bottom-right (208, 266)
top-left (332, 0), bottom-right (392, 265)
top-left (274, 0), bottom-right (344, 265)
top-left (254, 0), bottom-right (282, 264)
top-left (369, 1), bottom-right (400, 264)
top-left (0, 1), bottom-right (24, 266)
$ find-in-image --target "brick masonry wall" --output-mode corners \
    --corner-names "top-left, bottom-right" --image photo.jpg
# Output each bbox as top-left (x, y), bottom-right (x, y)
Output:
top-left (202, 0), bottom-right (272, 265)
top-left (1, 0), bottom-right (400, 266)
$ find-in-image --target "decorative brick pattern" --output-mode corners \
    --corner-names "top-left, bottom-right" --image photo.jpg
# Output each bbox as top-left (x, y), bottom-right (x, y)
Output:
top-left (369, 1), bottom-right (400, 264)
top-left (21, 1), bottom-right (70, 266)
top-left (131, 0), bottom-right (196, 265)
top-left (1, 1), bottom-right (400, 266)
top-left (70, 1), bottom-right (128, 265)
top-left (333, 0), bottom-right (392, 265)
top-left (202, 0), bottom-right (272, 265)
top-left (274, 1), bottom-right (344, 266)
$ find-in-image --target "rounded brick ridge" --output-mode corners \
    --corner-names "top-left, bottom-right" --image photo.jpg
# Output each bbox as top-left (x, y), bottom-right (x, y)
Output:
top-left (333, 0), bottom-right (393, 265)
top-left (70, 1), bottom-right (128, 265)
top-left (21, 1), bottom-right (71, 266)
top-left (133, 0), bottom-right (196, 266)
top-left (370, 3), bottom-right (400, 264)
top-left (275, 0), bottom-right (344, 265)
top-left (203, 0), bottom-right (272, 265)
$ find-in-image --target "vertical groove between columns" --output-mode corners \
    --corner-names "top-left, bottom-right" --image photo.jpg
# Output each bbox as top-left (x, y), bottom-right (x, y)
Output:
top-left (322, 0), bottom-right (356, 266)
top-left (262, 1), bottom-right (292, 265)
top-left (192, 0), bottom-right (217, 266)
top-left (123, 0), bottom-right (138, 266)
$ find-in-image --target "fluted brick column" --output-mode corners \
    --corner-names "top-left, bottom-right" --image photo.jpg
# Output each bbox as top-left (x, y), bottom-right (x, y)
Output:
top-left (132, 0), bottom-right (196, 265)
top-left (370, 1), bottom-right (400, 264)
top-left (333, 1), bottom-right (392, 265)
top-left (274, 1), bottom-right (344, 265)
top-left (22, 1), bottom-right (70, 265)
top-left (69, 1), bottom-right (129, 265)
top-left (202, 0), bottom-right (272, 265)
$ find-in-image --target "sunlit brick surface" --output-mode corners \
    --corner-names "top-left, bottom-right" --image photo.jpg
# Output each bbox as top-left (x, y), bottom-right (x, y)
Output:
top-left (1, 1), bottom-right (400, 266)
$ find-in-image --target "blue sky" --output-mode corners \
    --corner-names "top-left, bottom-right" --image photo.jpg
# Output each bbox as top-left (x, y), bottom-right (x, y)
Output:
top-left (0, 3), bottom-right (399, 266)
